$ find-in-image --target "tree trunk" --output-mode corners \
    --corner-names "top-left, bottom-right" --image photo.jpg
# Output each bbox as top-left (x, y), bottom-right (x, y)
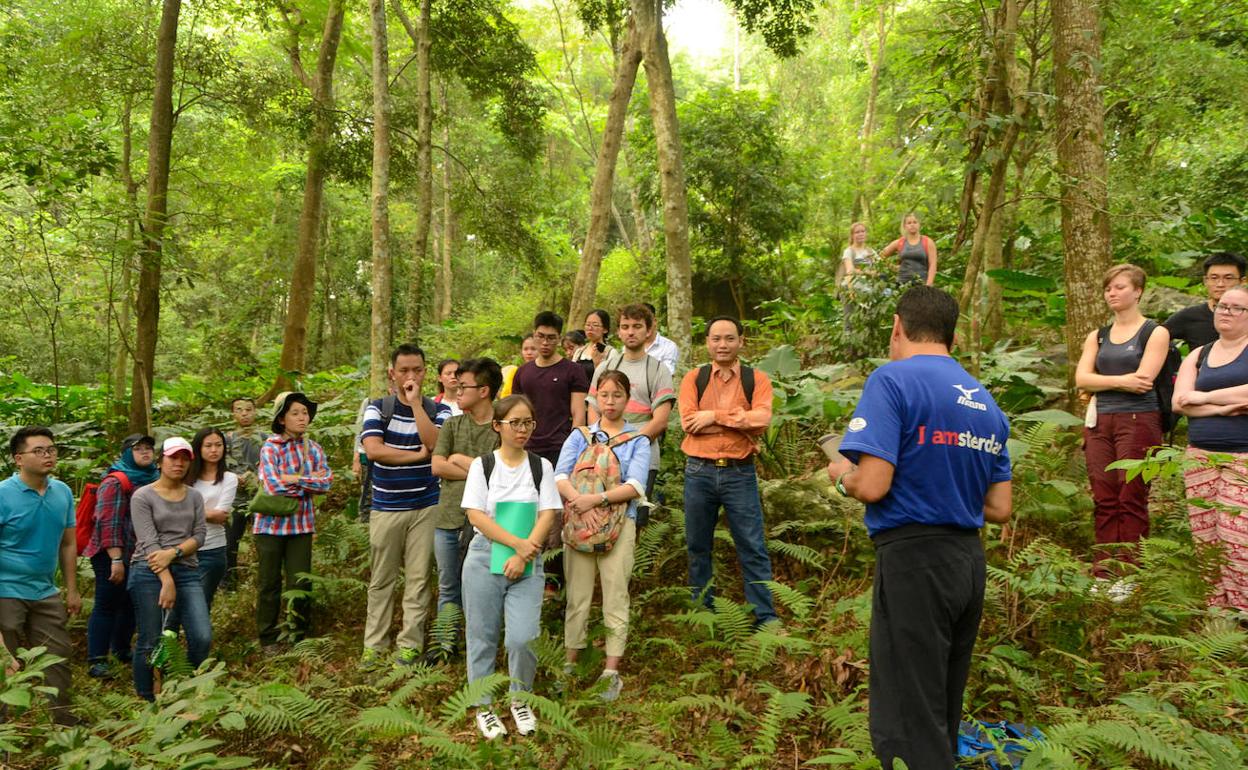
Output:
top-left (436, 83), bottom-right (455, 323)
top-left (407, 0), bottom-right (433, 340)
top-left (128, 0), bottom-right (181, 434)
top-left (958, 0), bottom-right (1023, 316)
top-left (369, 0), bottom-right (392, 398)
top-left (266, 0), bottom-right (345, 401)
top-left (1053, 0), bottom-right (1111, 403)
top-left (853, 1), bottom-right (892, 223)
top-left (569, 17), bottom-right (642, 330)
top-left (636, 0), bottom-right (693, 364)
top-left (113, 94), bottom-right (138, 420)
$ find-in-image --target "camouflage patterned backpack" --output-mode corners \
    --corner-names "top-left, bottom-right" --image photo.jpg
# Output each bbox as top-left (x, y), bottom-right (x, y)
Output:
top-left (561, 427), bottom-right (645, 554)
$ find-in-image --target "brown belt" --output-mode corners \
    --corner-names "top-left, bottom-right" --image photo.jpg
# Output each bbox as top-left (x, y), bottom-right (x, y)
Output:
top-left (688, 455), bottom-right (754, 468)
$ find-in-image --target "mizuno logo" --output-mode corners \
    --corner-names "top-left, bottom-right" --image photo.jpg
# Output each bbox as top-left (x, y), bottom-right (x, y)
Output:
top-left (953, 384), bottom-right (987, 411)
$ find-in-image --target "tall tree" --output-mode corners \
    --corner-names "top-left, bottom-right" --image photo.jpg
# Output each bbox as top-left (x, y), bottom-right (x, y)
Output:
top-left (266, 0), bottom-right (346, 400)
top-left (394, 0), bottom-right (433, 339)
top-left (1053, 0), bottom-right (1111, 400)
top-left (436, 83), bottom-right (454, 323)
top-left (852, 0), bottom-right (894, 224)
top-left (128, 0), bottom-right (181, 433)
top-left (568, 17), bottom-right (643, 330)
top-left (368, 0), bottom-right (392, 398)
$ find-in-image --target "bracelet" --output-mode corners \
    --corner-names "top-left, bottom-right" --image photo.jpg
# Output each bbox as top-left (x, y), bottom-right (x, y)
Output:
top-left (110, 558), bottom-right (124, 564)
top-left (835, 472), bottom-right (850, 497)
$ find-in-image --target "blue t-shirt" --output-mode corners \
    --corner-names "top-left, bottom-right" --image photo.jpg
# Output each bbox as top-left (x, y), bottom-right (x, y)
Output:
top-left (0, 474), bottom-right (75, 600)
top-left (839, 356), bottom-right (1012, 536)
top-left (360, 397), bottom-right (452, 511)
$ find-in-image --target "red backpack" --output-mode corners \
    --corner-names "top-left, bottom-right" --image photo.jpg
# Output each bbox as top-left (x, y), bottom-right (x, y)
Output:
top-left (75, 471), bottom-right (133, 555)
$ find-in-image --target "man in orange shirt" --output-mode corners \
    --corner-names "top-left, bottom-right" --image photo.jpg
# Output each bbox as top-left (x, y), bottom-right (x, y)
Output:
top-left (677, 316), bottom-right (777, 626)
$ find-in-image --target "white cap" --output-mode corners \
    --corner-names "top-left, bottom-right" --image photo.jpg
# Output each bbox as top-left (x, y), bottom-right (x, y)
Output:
top-left (160, 436), bottom-right (194, 458)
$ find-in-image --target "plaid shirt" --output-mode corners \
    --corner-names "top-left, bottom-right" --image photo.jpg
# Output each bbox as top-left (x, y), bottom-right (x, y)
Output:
top-left (254, 435), bottom-right (333, 537)
top-left (84, 474), bottom-right (137, 560)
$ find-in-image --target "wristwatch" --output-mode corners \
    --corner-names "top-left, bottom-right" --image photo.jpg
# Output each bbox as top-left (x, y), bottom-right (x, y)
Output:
top-left (174, 546), bottom-right (184, 561)
top-left (600, 492), bottom-right (609, 506)
top-left (835, 473), bottom-right (850, 497)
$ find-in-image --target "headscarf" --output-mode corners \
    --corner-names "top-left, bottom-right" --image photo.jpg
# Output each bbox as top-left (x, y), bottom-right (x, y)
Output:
top-left (109, 445), bottom-right (160, 487)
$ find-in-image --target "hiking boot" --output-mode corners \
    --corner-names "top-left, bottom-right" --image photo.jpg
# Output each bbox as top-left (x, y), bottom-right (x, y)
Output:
top-left (421, 644), bottom-right (456, 666)
top-left (597, 671), bottom-right (623, 703)
top-left (87, 662), bottom-right (113, 680)
top-left (394, 647), bottom-right (420, 667)
top-left (359, 648), bottom-right (384, 671)
top-left (475, 709), bottom-right (507, 740)
top-left (510, 701), bottom-right (537, 736)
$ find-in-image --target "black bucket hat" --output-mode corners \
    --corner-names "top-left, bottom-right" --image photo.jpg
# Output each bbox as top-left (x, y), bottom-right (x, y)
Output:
top-left (271, 392), bottom-right (318, 434)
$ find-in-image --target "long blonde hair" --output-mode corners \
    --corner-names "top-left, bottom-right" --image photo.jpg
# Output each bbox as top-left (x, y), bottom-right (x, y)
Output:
top-left (899, 211), bottom-right (920, 239)
top-left (847, 221), bottom-right (867, 252)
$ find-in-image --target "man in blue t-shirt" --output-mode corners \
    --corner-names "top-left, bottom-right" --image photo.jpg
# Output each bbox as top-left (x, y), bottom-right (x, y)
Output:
top-left (358, 343), bottom-right (452, 668)
top-left (0, 426), bottom-right (79, 725)
top-left (827, 287), bottom-right (1013, 770)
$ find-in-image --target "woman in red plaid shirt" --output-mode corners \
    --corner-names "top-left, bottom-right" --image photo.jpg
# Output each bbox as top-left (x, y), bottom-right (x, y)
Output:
top-left (254, 392), bottom-right (332, 651)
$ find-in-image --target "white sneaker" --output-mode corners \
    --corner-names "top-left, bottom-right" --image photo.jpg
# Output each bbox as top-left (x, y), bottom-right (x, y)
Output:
top-left (1107, 579), bottom-right (1137, 603)
top-left (475, 709), bottom-right (507, 740)
top-left (1088, 577), bottom-right (1111, 597)
top-left (510, 700), bottom-right (537, 736)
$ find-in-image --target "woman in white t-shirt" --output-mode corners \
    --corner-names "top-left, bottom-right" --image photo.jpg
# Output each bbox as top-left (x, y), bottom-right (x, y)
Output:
top-left (460, 395), bottom-right (561, 741)
top-left (840, 221), bottom-right (877, 282)
top-left (189, 428), bottom-right (238, 610)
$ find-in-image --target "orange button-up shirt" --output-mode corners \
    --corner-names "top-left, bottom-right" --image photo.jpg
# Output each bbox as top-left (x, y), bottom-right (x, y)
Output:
top-left (678, 362), bottom-right (773, 460)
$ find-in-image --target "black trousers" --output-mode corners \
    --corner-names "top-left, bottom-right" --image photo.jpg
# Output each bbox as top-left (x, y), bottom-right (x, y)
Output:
top-left (870, 525), bottom-right (985, 770)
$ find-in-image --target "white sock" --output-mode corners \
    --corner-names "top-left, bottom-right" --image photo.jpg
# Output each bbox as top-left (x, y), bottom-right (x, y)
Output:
top-left (603, 668), bottom-right (618, 677)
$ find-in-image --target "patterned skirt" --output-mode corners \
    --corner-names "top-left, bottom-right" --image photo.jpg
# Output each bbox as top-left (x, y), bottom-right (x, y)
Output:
top-left (1184, 447), bottom-right (1248, 612)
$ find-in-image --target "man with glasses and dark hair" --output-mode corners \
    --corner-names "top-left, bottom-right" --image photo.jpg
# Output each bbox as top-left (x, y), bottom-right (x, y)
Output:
top-left (0, 427), bottom-right (78, 724)
top-left (1164, 252), bottom-right (1248, 350)
top-left (358, 343), bottom-right (451, 669)
top-left (511, 311), bottom-right (589, 593)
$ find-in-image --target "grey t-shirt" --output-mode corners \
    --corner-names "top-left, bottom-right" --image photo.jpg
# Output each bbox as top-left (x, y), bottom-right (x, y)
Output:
top-left (130, 485), bottom-right (207, 567)
top-left (587, 351), bottom-right (676, 472)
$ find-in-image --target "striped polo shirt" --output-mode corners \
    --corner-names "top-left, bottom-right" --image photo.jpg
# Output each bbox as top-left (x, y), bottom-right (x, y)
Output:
top-left (360, 397), bottom-right (451, 511)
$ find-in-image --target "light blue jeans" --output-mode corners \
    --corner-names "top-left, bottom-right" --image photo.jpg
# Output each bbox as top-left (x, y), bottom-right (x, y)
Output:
top-left (461, 533), bottom-right (543, 706)
top-left (434, 526), bottom-right (464, 613)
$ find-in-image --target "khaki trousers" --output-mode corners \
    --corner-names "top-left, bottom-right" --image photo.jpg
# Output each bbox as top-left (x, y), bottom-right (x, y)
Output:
top-left (0, 596), bottom-right (74, 724)
top-left (364, 506), bottom-right (437, 651)
top-left (563, 519), bottom-right (637, 657)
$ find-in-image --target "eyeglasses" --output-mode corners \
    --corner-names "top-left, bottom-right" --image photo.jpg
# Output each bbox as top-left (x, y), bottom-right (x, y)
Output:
top-left (18, 446), bottom-right (59, 458)
top-left (1214, 303), bottom-right (1248, 316)
top-left (534, 333), bottom-right (560, 342)
top-left (1205, 275), bottom-right (1242, 284)
top-left (460, 384), bottom-right (489, 391)
top-left (496, 418), bottom-right (537, 431)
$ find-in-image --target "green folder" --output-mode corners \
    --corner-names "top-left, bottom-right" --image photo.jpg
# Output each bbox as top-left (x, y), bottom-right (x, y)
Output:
top-left (491, 501), bottom-right (538, 576)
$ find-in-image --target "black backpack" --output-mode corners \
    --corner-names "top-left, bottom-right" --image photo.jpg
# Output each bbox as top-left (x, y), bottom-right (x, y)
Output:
top-left (378, 393), bottom-right (440, 428)
top-left (693, 364), bottom-right (755, 404)
top-left (1096, 321), bottom-right (1183, 437)
top-left (480, 451), bottom-right (544, 491)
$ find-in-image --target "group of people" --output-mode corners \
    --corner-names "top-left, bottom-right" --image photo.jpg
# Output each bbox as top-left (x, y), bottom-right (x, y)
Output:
top-left (1076, 252), bottom-right (1248, 607)
top-left (1, 247), bottom-right (1243, 766)
top-left (839, 212), bottom-right (940, 287)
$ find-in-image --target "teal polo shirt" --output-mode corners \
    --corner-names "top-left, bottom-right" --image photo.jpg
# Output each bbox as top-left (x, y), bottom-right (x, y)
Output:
top-left (0, 474), bottom-right (75, 600)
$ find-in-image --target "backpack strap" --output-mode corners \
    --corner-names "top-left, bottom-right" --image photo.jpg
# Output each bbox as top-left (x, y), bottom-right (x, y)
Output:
top-left (694, 364), bottom-right (712, 403)
top-left (694, 363), bottom-right (755, 405)
top-left (606, 430), bottom-right (646, 449)
top-left (107, 470), bottom-right (133, 494)
top-left (379, 394), bottom-right (398, 429)
top-left (481, 452), bottom-right (543, 492)
top-left (1095, 324), bottom-right (1111, 348)
top-left (1196, 343), bottom-right (1213, 371)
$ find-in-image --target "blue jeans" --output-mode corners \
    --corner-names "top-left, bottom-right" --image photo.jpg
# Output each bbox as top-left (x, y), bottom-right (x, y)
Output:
top-left (129, 563), bottom-right (212, 701)
top-left (683, 458), bottom-right (777, 624)
top-left (462, 534), bottom-right (544, 705)
top-left (434, 526), bottom-right (465, 614)
top-left (197, 547), bottom-right (227, 611)
top-left (87, 551), bottom-right (134, 662)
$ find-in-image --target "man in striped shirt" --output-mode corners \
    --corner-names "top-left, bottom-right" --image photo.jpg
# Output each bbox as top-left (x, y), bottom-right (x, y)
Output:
top-left (358, 344), bottom-right (452, 668)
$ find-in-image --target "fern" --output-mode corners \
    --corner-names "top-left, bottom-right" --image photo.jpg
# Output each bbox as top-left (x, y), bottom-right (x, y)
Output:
top-left (436, 672), bottom-right (509, 725)
top-left (757, 579), bottom-right (814, 620)
top-left (632, 519), bottom-right (674, 575)
top-left (666, 693), bottom-right (752, 721)
top-left (739, 685), bottom-right (812, 765)
top-left (426, 602), bottom-right (464, 656)
top-left (766, 538), bottom-right (826, 569)
top-left (710, 596), bottom-right (756, 645)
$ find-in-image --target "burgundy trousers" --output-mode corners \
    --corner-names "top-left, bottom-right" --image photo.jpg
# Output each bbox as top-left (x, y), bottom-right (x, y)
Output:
top-left (1084, 410), bottom-right (1163, 576)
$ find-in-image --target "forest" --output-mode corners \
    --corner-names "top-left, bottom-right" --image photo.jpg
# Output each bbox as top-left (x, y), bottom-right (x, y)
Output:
top-left (1, 0), bottom-right (1247, 766)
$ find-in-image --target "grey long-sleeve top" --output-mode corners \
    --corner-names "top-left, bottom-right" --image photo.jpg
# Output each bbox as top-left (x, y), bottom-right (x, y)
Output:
top-left (129, 485), bottom-right (206, 568)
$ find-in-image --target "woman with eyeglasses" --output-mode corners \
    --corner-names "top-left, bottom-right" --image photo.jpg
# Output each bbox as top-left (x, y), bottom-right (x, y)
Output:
top-left (459, 395), bottom-right (561, 740)
top-left (1173, 285), bottom-right (1248, 613)
top-left (1074, 263), bottom-right (1170, 598)
top-left (555, 370), bottom-right (649, 703)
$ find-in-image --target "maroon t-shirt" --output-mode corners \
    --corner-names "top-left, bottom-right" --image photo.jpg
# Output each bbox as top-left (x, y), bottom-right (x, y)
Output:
top-left (511, 358), bottom-right (589, 457)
